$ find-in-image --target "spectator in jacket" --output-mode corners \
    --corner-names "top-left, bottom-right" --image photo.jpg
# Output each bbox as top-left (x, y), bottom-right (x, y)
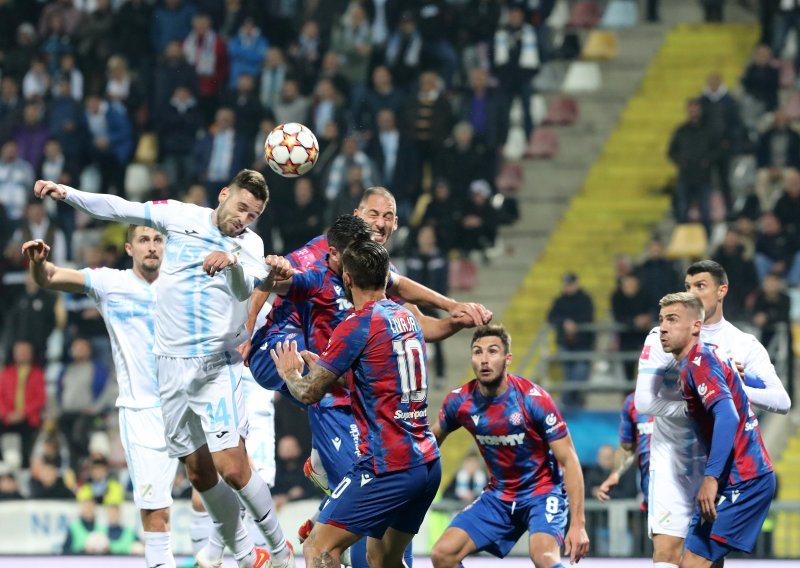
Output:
top-left (12, 101), bottom-right (50, 173)
top-left (366, 109), bottom-right (419, 214)
top-left (756, 110), bottom-right (800, 210)
top-left (611, 274), bottom-right (652, 380)
top-left (712, 229), bottom-right (760, 320)
top-left (773, 168), bottom-right (800, 238)
top-left (192, 107), bottom-right (249, 193)
top-left (668, 99), bottom-right (717, 235)
top-left (279, 178), bottom-right (323, 253)
top-left (151, 0), bottom-right (196, 62)
top-left (742, 44), bottom-right (779, 113)
top-left (259, 47), bottom-right (288, 111)
top-left (30, 456), bottom-right (75, 499)
top-left (221, 73), bottom-right (264, 144)
top-left (157, 85), bottom-right (202, 187)
top-left (47, 77), bottom-right (86, 165)
top-left (459, 179), bottom-right (497, 255)
top-left (153, 40), bottom-right (199, 118)
top-left (547, 272), bottom-right (595, 407)
top-left (183, 13), bottom-right (229, 122)
top-left (351, 65), bottom-right (407, 135)
top-left (699, 73), bottom-right (744, 212)
top-left (0, 140), bottom-right (35, 224)
top-left (460, 67), bottom-right (508, 150)
top-left (82, 95), bottom-right (133, 195)
top-left (0, 341), bottom-right (46, 467)
top-left (754, 212), bottom-right (800, 285)
top-left (405, 225), bottom-right (450, 386)
top-left (751, 272), bottom-right (793, 398)
top-left (227, 17), bottom-right (268, 90)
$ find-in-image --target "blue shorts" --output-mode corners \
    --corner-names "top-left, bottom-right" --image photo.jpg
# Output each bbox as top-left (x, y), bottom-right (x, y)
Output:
top-left (248, 329), bottom-right (306, 401)
top-left (685, 472), bottom-right (776, 561)
top-left (449, 489), bottom-right (568, 558)
top-left (309, 404), bottom-right (360, 486)
top-left (318, 458), bottom-right (441, 539)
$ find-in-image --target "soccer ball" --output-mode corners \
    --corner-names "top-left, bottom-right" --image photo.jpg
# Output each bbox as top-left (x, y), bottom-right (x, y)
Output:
top-left (264, 122), bottom-right (319, 178)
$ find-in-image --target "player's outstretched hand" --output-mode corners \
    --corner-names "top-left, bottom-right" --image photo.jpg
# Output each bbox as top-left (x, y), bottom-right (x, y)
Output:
top-left (450, 302), bottom-right (492, 326)
top-left (21, 239), bottom-right (50, 264)
top-left (563, 524), bottom-right (590, 564)
top-left (697, 476), bottom-right (719, 522)
top-left (270, 339), bottom-right (304, 379)
top-left (203, 251), bottom-right (237, 276)
top-left (34, 179), bottom-right (68, 200)
top-left (596, 473), bottom-right (618, 502)
top-left (265, 255), bottom-right (296, 281)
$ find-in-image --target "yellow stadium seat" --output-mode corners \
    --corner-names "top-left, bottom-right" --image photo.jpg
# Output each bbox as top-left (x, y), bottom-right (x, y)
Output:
top-left (665, 223), bottom-right (709, 260)
top-left (582, 30), bottom-right (619, 60)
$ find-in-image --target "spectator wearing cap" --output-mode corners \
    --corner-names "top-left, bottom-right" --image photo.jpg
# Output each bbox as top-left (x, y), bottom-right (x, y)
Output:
top-left (547, 273), bottom-right (595, 407)
top-left (459, 179), bottom-right (497, 255)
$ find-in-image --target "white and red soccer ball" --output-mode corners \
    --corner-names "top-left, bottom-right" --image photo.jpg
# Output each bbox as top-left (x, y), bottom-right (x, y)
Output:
top-left (264, 122), bottom-right (319, 178)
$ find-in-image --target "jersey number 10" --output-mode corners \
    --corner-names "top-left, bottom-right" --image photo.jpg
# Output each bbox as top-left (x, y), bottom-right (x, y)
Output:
top-left (392, 338), bottom-right (428, 403)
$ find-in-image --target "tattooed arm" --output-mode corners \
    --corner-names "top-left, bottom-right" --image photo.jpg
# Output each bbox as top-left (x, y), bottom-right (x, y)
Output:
top-left (270, 340), bottom-right (339, 405)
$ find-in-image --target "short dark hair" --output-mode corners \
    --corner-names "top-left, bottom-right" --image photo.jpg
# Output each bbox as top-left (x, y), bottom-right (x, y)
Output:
top-left (230, 169), bottom-right (269, 204)
top-left (686, 260), bottom-right (728, 286)
top-left (342, 239), bottom-right (390, 291)
top-left (471, 324), bottom-right (511, 353)
top-left (126, 224), bottom-right (140, 243)
top-left (326, 214), bottom-right (371, 252)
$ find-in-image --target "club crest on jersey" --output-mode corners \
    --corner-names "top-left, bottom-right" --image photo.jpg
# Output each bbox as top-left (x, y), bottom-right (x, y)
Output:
top-left (509, 412), bottom-right (523, 426)
top-left (471, 414), bottom-right (480, 426)
top-left (545, 413), bottom-right (557, 426)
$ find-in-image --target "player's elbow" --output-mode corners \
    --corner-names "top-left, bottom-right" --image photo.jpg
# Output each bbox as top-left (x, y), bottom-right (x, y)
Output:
top-left (633, 390), bottom-right (652, 415)
top-left (775, 390), bottom-right (792, 414)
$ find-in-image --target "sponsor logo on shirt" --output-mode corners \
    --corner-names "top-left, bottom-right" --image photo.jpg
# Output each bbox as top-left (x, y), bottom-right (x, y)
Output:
top-left (476, 433), bottom-right (526, 446)
top-left (744, 418), bottom-right (759, 432)
top-left (698, 383), bottom-right (707, 396)
top-left (545, 413), bottom-right (557, 426)
top-left (640, 345), bottom-right (651, 360)
top-left (394, 408), bottom-right (428, 420)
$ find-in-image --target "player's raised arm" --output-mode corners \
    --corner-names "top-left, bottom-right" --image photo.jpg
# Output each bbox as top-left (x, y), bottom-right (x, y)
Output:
top-left (23, 239), bottom-right (86, 294)
top-left (34, 180), bottom-right (151, 226)
top-left (403, 303), bottom-right (475, 342)
top-left (388, 274), bottom-right (492, 325)
top-left (549, 434), bottom-right (590, 564)
top-left (270, 339), bottom-right (339, 405)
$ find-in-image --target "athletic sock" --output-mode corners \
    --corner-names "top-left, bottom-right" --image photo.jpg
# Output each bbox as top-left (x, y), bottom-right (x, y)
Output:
top-left (200, 478), bottom-right (254, 562)
top-left (143, 531), bottom-right (175, 568)
top-left (236, 471), bottom-right (289, 563)
top-left (189, 508), bottom-right (212, 556)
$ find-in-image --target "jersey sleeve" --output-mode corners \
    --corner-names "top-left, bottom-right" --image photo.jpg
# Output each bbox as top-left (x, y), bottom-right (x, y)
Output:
top-left (142, 199), bottom-right (185, 233)
top-left (619, 396), bottom-right (635, 445)
top-left (527, 387), bottom-right (568, 443)
top-left (438, 390), bottom-right (463, 434)
top-left (80, 267), bottom-right (113, 304)
top-left (284, 269), bottom-right (318, 303)
top-left (740, 334), bottom-right (792, 414)
top-left (634, 328), bottom-right (687, 417)
top-left (689, 352), bottom-right (733, 410)
top-left (317, 312), bottom-right (369, 377)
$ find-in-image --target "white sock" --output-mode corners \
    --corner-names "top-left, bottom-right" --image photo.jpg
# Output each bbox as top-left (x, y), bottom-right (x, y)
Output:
top-left (654, 563), bottom-right (679, 567)
top-left (200, 478), bottom-right (254, 562)
top-left (190, 509), bottom-right (212, 556)
top-left (236, 471), bottom-right (289, 562)
top-left (143, 531), bottom-right (175, 568)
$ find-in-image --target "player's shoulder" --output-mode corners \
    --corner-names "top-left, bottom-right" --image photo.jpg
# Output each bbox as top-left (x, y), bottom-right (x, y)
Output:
top-left (623, 392), bottom-right (636, 409)
top-left (508, 374), bottom-right (556, 404)
top-left (445, 380), bottom-right (477, 402)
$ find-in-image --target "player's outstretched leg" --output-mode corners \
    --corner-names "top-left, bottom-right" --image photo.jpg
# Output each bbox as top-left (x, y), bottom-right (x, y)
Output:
top-left (530, 532), bottom-right (566, 568)
top-left (303, 522), bottom-right (361, 566)
top-left (430, 527), bottom-right (477, 568)
top-left (367, 527), bottom-right (415, 568)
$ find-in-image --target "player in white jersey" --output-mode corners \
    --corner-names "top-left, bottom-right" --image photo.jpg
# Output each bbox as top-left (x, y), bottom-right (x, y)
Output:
top-left (22, 226), bottom-right (181, 568)
top-left (34, 169), bottom-right (296, 568)
top-left (635, 260), bottom-right (791, 567)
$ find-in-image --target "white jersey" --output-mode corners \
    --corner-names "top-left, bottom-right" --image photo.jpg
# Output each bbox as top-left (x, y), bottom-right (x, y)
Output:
top-left (636, 318), bottom-right (790, 475)
top-left (82, 267), bottom-right (159, 409)
top-left (62, 188), bottom-right (269, 358)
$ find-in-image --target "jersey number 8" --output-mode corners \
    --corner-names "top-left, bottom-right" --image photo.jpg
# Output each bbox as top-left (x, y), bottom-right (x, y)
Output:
top-left (392, 338), bottom-right (428, 403)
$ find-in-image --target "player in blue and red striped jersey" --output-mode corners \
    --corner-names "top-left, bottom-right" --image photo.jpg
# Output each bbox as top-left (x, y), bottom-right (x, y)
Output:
top-left (430, 324), bottom-right (590, 568)
top-left (596, 392), bottom-right (653, 510)
top-left (270, 239), bottom-right (441, 568)
top-left (658, 292), bottom-right (776, 567)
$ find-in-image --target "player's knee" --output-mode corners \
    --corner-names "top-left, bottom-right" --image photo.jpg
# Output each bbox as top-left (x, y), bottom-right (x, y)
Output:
top-left (185, 464), bottom-right (218, 492)
top-left (653, 541), bottom-right (683, 564)
top-left (430, 542), bottom-right (459, 568)
top-left (365, 546), bottom-right (385, 568)
top-left (531, 549), bottom-right (560, 568)
top-left (141, 507), bottom-right (170, 532)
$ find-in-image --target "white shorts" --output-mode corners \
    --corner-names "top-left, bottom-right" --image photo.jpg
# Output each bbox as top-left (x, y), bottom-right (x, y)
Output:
top-left (158, 352), bottom-right (249, 459)
top-left (242, 367), bottom-right (276, 487)
top-left (119, 406), bottom-right (179, 510)
top-left (648, 443), bottom-right (705, 539)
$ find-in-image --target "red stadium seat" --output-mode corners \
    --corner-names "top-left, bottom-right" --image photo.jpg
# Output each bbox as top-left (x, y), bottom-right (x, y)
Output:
top-left (780, 59), bottom-right (796, 90)
top-left (495, 160), bottom-right (524, 194)
top-left (525, 128), bottom-right (560, 159)
top-left (449, 258), bottom-right (479, 292)
top-left (543, 95), bottom-right (580, 125)
top-left (567, 0), bottom-right (602, 28)
top-left (783, 91), bottom-right (800, 121)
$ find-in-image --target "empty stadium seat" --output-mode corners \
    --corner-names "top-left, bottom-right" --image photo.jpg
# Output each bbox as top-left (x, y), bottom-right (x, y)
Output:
top-left (495, 160), bottom-right (524, 194)
top-left (581, 30), bottom-right (619, 60)
top-left (783, 91), bottom-right (800, 121)
top-left (562, 61), bottom-right (602, 92)
top-left (567, 0), bottom-right (602, 28)
top-left (600, 0), bottom-right (638, 28)
top-left (533, 61), bottom-right (567, 93)
top-left (543, 95), bottom-right (580, 125)
top-left (525, 128), bottom-right (560, 159)
top-left (780, 58), bottom-right (796, 89)
top-left (124, 164), bottom-right (152, 202)
top-left (665, 223), bottom-right (709, 260)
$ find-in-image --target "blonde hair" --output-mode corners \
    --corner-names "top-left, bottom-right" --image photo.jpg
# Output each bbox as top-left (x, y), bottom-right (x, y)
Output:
top-left (659, 292), bottom-right (705, 320)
